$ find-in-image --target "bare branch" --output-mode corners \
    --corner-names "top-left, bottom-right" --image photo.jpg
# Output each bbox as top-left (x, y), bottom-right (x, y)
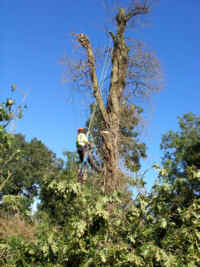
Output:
top-left (125, 40), bottom-right (163, 101)
top-left (76, 34), bottom-right (109, 124)
top-left (125, 4), bottom-right (149, 22)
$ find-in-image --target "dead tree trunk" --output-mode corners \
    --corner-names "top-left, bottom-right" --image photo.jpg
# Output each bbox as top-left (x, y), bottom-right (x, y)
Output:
top-left (77, 5), bottom-right (149, 193)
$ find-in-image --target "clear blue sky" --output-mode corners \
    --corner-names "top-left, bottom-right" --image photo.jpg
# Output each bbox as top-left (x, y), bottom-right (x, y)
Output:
top-left (1, 0), bottom-right (200, 190)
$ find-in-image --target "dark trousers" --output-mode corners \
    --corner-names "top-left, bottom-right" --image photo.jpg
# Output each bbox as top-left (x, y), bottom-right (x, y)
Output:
top-left (77, 145), bottom-right (100, 173)
top-left (77, 145), bottom-right (89, 162)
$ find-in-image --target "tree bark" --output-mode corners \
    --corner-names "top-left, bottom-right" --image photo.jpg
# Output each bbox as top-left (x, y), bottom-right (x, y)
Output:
top-left (76, 34), bottom-right (109, 125)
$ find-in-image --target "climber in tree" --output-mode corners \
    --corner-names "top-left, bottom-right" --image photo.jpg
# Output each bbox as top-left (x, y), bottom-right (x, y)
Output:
top-left (76, 128), bottom-right (100, 173)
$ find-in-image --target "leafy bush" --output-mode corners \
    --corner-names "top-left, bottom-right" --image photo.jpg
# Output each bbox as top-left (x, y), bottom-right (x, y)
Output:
top-left (0, 113), bottom-right (199, 266)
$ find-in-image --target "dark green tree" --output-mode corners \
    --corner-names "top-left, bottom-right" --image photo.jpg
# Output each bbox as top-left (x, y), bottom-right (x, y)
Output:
top-left (1, 134), bottom-right (63, 203)
top-left (161, 113), bottom-right (200, 201)
top-left (0, 85), bottom-right (24, 197)
top-left (0, 87), bottom-right (63, 209)
top-left (143, 113), bottom-right (200, 265)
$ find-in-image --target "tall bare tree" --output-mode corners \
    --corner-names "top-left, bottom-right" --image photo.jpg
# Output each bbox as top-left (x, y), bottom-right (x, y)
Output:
top-left (63, 0), bottom-right (162, 193)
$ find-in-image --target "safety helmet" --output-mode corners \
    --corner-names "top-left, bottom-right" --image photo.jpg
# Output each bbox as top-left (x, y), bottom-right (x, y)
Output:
top-left (78, 128), bottom-right (84, 133)
top-left (78, 128), bottom-right (87, 134)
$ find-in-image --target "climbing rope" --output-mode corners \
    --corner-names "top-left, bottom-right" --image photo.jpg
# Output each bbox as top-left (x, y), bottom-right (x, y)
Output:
top-left (87, 42), bottom-right (112, 139)
top-left (79, 40), bottom-right (112, 182)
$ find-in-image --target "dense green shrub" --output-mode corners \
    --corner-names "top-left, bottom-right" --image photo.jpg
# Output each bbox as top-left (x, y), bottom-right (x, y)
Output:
top-left (0, 113), bottom-right (199, 266)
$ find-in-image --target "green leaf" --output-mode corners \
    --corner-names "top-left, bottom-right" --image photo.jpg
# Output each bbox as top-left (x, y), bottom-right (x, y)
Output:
top-left (29, 249), bottom-right (35, 255)
top-left (160, 218), bottom-right (167, 229)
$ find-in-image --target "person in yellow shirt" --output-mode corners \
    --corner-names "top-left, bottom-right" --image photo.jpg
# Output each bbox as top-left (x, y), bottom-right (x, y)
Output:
top-left (76, 128), bottom-right (100, 172)
top-left (76, 128), bottom-right (90, 162)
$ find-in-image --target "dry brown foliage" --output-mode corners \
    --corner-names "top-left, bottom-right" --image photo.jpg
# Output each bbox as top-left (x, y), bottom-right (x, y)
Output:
top-left (0, 213), bottom-right (36, 241)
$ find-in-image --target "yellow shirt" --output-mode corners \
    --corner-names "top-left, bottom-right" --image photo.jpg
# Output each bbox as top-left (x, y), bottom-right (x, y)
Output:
top-left (76, 133), bottom-right (88, 147)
